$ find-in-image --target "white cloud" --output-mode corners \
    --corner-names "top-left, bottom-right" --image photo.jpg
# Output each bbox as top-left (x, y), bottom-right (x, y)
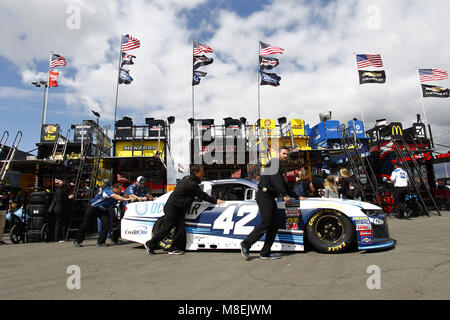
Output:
top-left (0, 0), bottom-right (449, 164)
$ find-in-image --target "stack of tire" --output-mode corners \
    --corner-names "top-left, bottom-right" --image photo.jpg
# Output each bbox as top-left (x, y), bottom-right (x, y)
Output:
top-left (26, 192), bottom-right (53, 242)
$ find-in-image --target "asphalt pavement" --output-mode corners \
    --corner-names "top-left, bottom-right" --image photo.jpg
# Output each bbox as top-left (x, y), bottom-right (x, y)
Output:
top-left (0, 211), bottom-right (449, 300)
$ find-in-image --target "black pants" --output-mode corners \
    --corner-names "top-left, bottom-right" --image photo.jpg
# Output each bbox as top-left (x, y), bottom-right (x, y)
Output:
top-left (54, 205), bottom-right (68, 241)
top-left (75, 205), bottom-right (110, 244)
top-left (394, 187), bottom-right (410, 218)
top-left (242, 191), bottom-right (278, 257)
top-left (147, 204), bottom-right (186, 251)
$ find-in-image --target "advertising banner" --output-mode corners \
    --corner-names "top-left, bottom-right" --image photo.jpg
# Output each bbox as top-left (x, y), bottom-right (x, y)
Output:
top-left (115, 141), bottom-right (165, 159)
top-left (40, 124), bottom-right (60, 142)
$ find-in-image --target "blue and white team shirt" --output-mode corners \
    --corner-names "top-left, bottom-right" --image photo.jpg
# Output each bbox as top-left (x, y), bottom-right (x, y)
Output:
top-left (90, 187), bottom-right (121, 210)
top-left (124, 183), bottom-right (147, 197)
top-left (391, 168), bottom-right (408, 187)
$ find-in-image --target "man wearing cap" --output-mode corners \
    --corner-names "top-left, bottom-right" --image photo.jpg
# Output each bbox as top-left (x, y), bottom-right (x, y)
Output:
top-left (73, 183), bottom-right (130, 247)
top-left (125, 176), bottom-right (155, 202)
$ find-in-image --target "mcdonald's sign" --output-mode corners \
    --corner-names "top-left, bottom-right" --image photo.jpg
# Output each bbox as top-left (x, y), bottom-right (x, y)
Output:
top-left (390, 123), bottom-right (403, 137)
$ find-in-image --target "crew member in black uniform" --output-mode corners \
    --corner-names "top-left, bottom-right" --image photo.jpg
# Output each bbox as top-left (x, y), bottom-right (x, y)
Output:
top-left (241, 146), bottom-right (301, 260)
top-left (144, 165), bottom-right (225, 255)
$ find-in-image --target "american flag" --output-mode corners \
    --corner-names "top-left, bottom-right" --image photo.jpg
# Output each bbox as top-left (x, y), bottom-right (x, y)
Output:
top-left (259, 56), bottom-right (279, 70)
top-left (356, 54), bottom-right (383, 68)
top-left (418, 68), bottom-right (448, 82)
top-left (193, 41), bottom-right (213, 55)
top-left (122, 34), bottom-right (140, 51)
top-left (259, 41), bottom-right (284, 55)
top-left (49, 54), bottom-right (66, 68)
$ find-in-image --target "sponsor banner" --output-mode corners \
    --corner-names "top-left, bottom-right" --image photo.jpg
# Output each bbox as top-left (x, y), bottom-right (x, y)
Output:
top-left (421, 84), bottom-right (449, 98)
top-left (40, 124), bottom-right (60, 142)
top-left (73, 124), bottom-right (93, 142)
top-left (288, 119), bottom-right (306, 136)
top-left (390, 123), bottom-right (403, 137)
top-left (115, 141), bottom-right (165, 159)
top-left (358, 70), bottom-right (386, 84)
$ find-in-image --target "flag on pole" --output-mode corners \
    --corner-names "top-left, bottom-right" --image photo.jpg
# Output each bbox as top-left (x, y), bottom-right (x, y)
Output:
top-left (48, 70), bottom-right (59, 87)
top-left (118, 68), bottom-right (133, 84)
top-left (356, 54), bottom-right (383, 68)
top-left (193, 55), bottom-right (214, 70)
top-left (192, 71), bottom-right (207, 86)
top-left (50, 54), bottom-right (66, 68)
top-left (260, 71), bottom-right (281, 86)
top-left (193, 41), bottom-right (213, 55)
top-left (421, 84), bottom-right (449, 98)
top-left (122, 34), bottom-right (140, 51)
top-left (259, 41), bottom-right (284, 55)
top-left (259, 56), bottom-right (279, 70)
top-left (418, 68), bottom-right (448, 82)
top-left (358, 70), bottom-right (386, 84)
top-left (121, 52), bottom-right (136, 66)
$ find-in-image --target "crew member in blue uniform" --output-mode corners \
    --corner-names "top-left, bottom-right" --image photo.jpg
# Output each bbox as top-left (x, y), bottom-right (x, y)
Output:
top-left (73, 183), bottom-right (129, 247)
top-left (124, 176), bottom-right (155, 202)
top-left (240, 146), bottom-right (302, 260)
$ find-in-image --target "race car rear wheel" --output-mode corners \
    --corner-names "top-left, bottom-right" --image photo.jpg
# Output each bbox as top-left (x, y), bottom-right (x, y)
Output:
top-left (152, 216), bottom-right (176, 251)
top-left (306, 209), bottom-right (354, 253)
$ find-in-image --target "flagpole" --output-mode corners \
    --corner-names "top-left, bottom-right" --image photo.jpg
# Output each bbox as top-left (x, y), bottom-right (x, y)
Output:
top-left (257, 41), bottom-right (261, 121)
top-left (416, 67), bottom-right (429, 128)
top-left (113, 34), bottom-right (124, 140)
top-left (353, 53), bottom-right (366, 126)
top-left (43, 51), bottom-right (52, 125)
top-left (192, 41), bottom-right (195, 120)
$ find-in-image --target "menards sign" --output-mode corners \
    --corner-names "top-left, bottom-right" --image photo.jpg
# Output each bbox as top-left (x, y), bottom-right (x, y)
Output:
top-left (115, 141), bottom-right (165, 159)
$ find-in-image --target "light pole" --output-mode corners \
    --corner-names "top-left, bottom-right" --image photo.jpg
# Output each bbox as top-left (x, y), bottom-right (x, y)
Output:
top-left (91, 109), bottom-right (101, 126)
top-left (31, 80), bottom-right (48, 128)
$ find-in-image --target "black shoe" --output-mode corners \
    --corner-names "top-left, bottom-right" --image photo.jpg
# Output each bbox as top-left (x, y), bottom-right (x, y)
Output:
top-left (168, 249), bottom-right (184, 255)
top-left (73, 241), bottom-right (83, 248)
top-left (0, 241), bottom-right (7, 245)
top-left (240, 242), bottom-right (250, 261)
top-left (260, 253), bottom-right (281, 260)
top-left (96, 243), bottom-right (109, 247)
top-left (144, 241), bottom-right (156, 255)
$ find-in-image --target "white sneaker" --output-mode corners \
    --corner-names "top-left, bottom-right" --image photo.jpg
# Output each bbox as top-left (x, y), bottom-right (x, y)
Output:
top-left (168, 249), bottom-right (184, 255)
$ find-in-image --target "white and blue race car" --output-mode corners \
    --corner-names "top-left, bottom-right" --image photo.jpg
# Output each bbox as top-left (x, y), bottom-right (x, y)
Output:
top-left (121, 179), bottom-right (396, 253)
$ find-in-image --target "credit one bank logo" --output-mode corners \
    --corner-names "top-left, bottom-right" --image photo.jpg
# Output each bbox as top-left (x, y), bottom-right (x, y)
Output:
top-left (124, 226), bottom-right (148, 235)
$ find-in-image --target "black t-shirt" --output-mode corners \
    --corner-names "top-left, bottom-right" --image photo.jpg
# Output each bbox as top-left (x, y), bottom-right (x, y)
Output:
top-left (258, 159), bottom-right (298, 198)
top-left (166, 175), bottom-right (217, 211)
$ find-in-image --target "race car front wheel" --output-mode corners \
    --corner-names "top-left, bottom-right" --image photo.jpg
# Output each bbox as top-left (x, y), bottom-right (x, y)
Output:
top-left (152, 216), bottom-right (176, 251)
top-left (306, 209), bottom-right (354, 254)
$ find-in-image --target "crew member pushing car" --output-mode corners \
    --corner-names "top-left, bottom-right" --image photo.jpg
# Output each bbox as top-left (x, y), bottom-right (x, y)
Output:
top-left (73, 183), bottom-right (129, 247)
top-left (144, 165), bottom-right (225, 255)
top-left (125, 176), bottom-right (155, 202)
top-left (240, 146), bottom-right (302, 260)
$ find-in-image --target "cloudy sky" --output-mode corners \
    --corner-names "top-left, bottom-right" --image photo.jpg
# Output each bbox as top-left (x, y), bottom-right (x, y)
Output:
top-left (0, 0), bottom-right (449, 166)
